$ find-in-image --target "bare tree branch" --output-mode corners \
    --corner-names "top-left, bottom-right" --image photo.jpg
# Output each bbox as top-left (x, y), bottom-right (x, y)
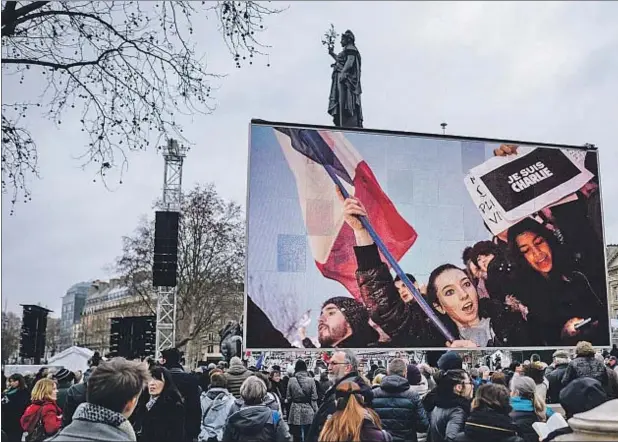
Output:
top-left (1, 1), bottom-right (282, 211)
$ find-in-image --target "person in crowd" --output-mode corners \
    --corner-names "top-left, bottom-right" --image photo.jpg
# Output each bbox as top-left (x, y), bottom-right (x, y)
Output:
top-left (372, 373), bottom-right (385, 387)
top-left (1, 374), bottom-right (30, 442)
top-left (306, 350), bottom-right (372, 442)
top-left (468, 240), bottom-right (504, 300)
top-left (47, 358), bottom-right (149, 442)
top-left (523, 361), bottom-right (549, 402)
top-left (407, 364), bottom-right (429, 399)
top-left (270, 366), bottom-right (287, 408)
top-left (561, 341), bottom-right (610, 395)
top-left (255, 372), bottom-right (283, 413)
top-left (506, 218), bottom-right (607, 345)
top-left (160, 347), bottom-right (201, 442)
top-left (222, 376), bottom-right (291, 442)
top-left (544, 378), bottom-right (609, 441)
top-left (454, 383), bottom-right (523, 442)
top-left (372, 358), bottom-right (428, 442)
top-left (132, 366), bottom-right (185, 442)
top-left (224, 356), bottom-right (253, 399)
top-left (303, 296), bottom-right (380, 348)
top-left (318, 381), bottom-right (391, 442)
top-left (428, 369), bottom-right (473, 442)
top-left (504, 361), bottom-right (523, 388)
top-left (470, 368), bottom-right (482, 392)
top-left (491, 371), bottom-right (508, 387)
top-left (20, 378), bottom-right (62, 440)
top-left (422, 352), bottom-right (463, 414)
top-left (393, 272), bottom-right (424, 303)
top-left (611, 344), bottom-right (618, 359)
top-left (73, 370), bottom-right (84, 385)
top-left (608, 356), bottom-right (618, 372)
top-left (199, 372), bottom-right (235, 442)
top-left (286, 359), bottom-right (318, 442)
top-left (33, 368), bottom-right (50, 387)
top-left (509, 376), bottom-right (553, 442)
top-left (63, 352), bottom-right (102, 427)
top-left (546, 350), bottom-right (570, 403)
top-left (315, 368), bottom-right (332, 406)
top-left (53, 368), bottom-right (75, 411)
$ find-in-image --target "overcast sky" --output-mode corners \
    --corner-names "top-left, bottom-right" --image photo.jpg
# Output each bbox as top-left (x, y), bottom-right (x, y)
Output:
top-left (2, 1), bottom-right (617, 317)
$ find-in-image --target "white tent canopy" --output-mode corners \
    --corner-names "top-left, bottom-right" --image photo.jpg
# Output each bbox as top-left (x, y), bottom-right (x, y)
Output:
top-left (47, 346), bottom-right (94, 373)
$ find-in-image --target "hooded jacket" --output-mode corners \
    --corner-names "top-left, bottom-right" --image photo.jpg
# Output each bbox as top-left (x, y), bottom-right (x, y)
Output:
top-left (221, 405), bottom-right (291, 442)
top-left (561, 355), bottom-right (609, 393)
top-left (545, 362), bottom-right (569, 403)
top-left (225, 364), bottom-right (253, 399)
top-left (166, 365), bottom-right (202, 441)
top-left (62, 367), bottom-right (94, 428)
top-left (453, 408), bottom-right (524, 442)
top-left (372, 374), bottom-right (429, 442)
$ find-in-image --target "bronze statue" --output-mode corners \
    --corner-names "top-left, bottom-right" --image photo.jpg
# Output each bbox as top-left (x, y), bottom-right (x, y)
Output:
top-left (325, 28), bottom-right (363, 128)
top-left (219, 320), bottom-right (242, 362)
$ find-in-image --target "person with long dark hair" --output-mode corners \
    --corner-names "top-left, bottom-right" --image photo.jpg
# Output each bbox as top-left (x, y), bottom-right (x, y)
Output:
top-left (1, 374), bottom-right (30, 442)
top-left (506, 217), bottom-right (607, 345)
top-left (133, 366), bottom-right (185, 442)
top-left (318, 381), bottom-right (390, 442)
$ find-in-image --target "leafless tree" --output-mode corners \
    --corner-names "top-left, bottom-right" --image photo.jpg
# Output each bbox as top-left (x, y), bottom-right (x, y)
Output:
top-left (1, 311), bottom-right (22, 363)
top-left (1, 1), bottom-right (281, 211)
top-left (45, 316), bottom-right (61, 357)
top-left (116, 183), bottom-right (245, 353)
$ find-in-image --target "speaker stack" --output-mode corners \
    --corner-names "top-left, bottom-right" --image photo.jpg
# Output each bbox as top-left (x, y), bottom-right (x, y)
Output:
top-left (109, 316), bottom-right (156, 359)
top-left (19, 305), bottom-right (52, 364)
top-left (153, 211), bottom-right (180, 287)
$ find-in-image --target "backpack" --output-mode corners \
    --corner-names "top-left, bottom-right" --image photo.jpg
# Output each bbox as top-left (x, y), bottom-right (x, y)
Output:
top-left (25, 406), bottom-right (47, 442)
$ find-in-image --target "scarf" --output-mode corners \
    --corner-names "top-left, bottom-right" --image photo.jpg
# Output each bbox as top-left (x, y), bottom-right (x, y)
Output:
top-left (146, 396), bottom-right (159, 411)
top-left (73, 402), bottom-right (137, 441)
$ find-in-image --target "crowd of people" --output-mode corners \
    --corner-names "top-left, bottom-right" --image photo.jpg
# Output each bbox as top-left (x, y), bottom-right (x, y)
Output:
top-left (2, 342), bottom-right (618, 442)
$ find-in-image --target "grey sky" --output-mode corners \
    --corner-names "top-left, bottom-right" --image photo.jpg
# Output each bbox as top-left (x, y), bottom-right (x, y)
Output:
top-left (2, 1), bottom-right (617, 316)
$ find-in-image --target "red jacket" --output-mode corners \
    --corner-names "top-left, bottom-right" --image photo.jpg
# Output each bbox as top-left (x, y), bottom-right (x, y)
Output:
top-left (20, 400), bottom-right (62, 436)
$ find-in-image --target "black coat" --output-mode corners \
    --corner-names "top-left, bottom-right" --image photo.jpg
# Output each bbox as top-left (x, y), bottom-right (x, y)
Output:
top-left (372, 375), bottom-right (429, 442)
top-left (546, 363), bottom-right (568, 404)
top-left (166, 366), bottom-right (201, 441)
top-left (510, 409), bottom-right (541, 442)
top-left (135, 394), bottom-right (185, 442)
top-left (1, 388), bottom-right (30, 435)
top-left (305, 372), bottom-right (373, 442)
top-left (453, 408), bottom-right (523, 442)
top-left (428, 394), bottom-right (471, 442)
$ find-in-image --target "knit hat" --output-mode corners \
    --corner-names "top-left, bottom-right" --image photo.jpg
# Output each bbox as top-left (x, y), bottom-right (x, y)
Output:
top-left (229, 356), bottom-right (243, 367)
top-left (294, 359), bottom-right (307, 373)
top-left (552, 350), bottom-right (570, 359)
top-left (437, 351), bottom-right (463, 371)
top-left (559, 378), bottom-right (607, 418)
top-left (54, 368), bottom-right (73, 383)
top-left (322, 296), bottom-right (378, 344)
top-left (575, 341), bottom-right (595, 357)
top-left (406, 364), bottom-right (422, 386)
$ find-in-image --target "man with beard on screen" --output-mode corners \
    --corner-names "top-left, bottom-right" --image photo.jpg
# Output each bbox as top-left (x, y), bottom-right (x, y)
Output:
top-left (303, 297), bottom-right (379, 348)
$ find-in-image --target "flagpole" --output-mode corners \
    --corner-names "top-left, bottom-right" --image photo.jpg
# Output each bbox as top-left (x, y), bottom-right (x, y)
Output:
top-left (297, 129), bottom-right (456, 343)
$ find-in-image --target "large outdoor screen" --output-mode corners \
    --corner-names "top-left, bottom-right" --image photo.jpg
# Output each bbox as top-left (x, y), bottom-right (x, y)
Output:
top-left (245, 120), bottom-right (610, 350)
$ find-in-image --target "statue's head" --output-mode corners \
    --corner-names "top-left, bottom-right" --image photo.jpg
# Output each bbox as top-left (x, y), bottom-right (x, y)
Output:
top-left (341, 30), bottom-right (355, 46)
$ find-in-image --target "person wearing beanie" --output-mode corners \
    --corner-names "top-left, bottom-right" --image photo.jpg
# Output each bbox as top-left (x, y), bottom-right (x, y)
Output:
top-left (372, 358), bottom-right (429, 442)
top-left (286, 359), bottom-right (317, 442)
top-left (437, 351), bottom-right (463, 371)
top-left (224, 356), bottom-right (253, 400)
top-left (308, 296), bottom-right (379, 348)
top-left (53, 368), bottom-right (75, 411)
top-left (561, 341), bottom-right (611, 396)
top-left (546, 350), bottom-right (570, 403)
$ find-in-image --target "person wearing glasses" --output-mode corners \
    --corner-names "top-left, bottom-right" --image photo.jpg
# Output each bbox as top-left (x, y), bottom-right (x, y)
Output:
top-left (305, 350), bottom-right (372, 442)
top-left (428, 370), bottom-right (473, 442)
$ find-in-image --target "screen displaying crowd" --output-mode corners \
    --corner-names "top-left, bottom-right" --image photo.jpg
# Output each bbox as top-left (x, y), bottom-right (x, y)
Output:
top-left (245, 122), bottom-right (610, 350)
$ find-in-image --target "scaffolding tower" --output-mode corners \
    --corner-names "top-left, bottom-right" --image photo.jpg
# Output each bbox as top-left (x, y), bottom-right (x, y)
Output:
top-left (155, 139), bottom-right (186, 358)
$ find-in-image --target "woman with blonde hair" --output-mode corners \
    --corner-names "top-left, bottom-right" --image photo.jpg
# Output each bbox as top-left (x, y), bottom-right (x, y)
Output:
top-left (509, 376), bottom-right (554, 442)
top-left (20, 378), bottom-right (62, 440)
top-left (318, 381), bottom-right (391, 442)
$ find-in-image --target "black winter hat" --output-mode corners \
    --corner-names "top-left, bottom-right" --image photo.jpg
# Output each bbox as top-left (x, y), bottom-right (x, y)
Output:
top-left (322, 296), bottom-right (377, 344)
top-left (559, 378), bottom-right (608, 418)
top-left (406, 364), bottom-right (422, 386)
top-left (295, 360), bottom-right (308, 373)
top-left (54, 368), bottom-right (73, 383)
top-left (437, 351), bottom-right (463, 371)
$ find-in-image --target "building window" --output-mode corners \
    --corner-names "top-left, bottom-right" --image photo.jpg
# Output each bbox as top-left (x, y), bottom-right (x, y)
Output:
top-left (207, 345), bottom-right (214, 354)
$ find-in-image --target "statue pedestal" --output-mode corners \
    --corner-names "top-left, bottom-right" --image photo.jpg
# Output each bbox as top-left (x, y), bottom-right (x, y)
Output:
top-left (553, 399), bottom-right (618, 441)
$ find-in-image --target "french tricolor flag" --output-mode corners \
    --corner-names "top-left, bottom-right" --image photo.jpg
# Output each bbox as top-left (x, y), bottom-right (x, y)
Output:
top-left (273, 127), bottom-right (417, 301)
